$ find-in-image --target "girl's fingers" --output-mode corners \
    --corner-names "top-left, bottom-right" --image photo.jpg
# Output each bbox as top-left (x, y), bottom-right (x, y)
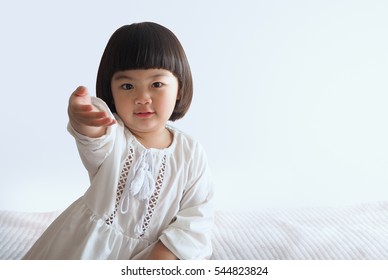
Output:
top-left (76, 111), bottom-right (107, 120)
top-left (69, 85), bottom-right (117, 127)
top-left (69, 86), bottom-right (92, 107)
top-left (72, 86), bottom-right (89, 97)
top-left (71, 104), bottom-right (94, 113)
top-left (87, 116), bottom-right (117, 127)
top-left (73, 110), bottom-right (116, 127)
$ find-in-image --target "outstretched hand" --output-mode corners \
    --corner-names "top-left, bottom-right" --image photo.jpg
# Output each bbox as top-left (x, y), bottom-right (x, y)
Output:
top-left (68, 86), bottom-right (116, 137)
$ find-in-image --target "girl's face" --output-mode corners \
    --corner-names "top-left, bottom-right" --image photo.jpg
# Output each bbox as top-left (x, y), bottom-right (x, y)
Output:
top-left (111, 68), bottom-right (180, 138)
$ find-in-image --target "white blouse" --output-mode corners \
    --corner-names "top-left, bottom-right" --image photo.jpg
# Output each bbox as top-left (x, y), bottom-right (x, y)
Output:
top-left (23, 97), bottom-right (214, 260)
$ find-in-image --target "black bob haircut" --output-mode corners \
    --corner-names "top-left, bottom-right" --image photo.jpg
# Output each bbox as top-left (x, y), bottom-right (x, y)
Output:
top-left (96, 22), bottom-right (193, 121)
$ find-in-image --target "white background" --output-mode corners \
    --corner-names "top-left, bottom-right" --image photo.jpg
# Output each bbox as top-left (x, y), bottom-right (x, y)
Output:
top-left (0, 0), bottom-right (387, 212)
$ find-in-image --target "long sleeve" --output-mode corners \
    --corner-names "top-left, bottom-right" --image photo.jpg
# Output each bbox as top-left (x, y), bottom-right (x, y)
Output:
top-left (67, 97), bottom-right (118, 178)
top-left (159, 143), bottom-right (214, 260)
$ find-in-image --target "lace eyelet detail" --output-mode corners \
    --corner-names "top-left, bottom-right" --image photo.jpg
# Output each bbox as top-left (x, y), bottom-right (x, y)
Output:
top-left (139, 154), bottom-right (166, 237)
top-left (105, 147), bottom-right (135, 225)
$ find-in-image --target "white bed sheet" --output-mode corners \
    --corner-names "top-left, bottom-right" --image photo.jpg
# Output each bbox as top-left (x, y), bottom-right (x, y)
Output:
top-left (1, 201), bottom-right (388, 260)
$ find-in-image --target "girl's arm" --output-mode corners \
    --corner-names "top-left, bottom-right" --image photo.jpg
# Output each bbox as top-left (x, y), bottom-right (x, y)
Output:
top-left (158, 142), bottom-right (214, 260)
top-left (68, 86), bottom-right (116, 138)
top-left (146, 241), bottom-right (178, 260)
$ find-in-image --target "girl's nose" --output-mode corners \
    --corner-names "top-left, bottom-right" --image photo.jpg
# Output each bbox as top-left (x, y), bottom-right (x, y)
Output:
top-left (135, 91), bottom-right (152, 105)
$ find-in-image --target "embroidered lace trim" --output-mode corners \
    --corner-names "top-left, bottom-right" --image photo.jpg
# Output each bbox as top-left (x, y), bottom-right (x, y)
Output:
top-left (105, 147), bottom-right (134, 225)
top-left (139, 154), bottom-right (166, 237)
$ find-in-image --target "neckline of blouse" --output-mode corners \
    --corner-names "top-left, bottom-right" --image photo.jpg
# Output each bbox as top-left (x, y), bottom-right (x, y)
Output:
top-left (113, 118), bottom-right (177, 156)
top-left (127, 126), bottom-right (177, 156)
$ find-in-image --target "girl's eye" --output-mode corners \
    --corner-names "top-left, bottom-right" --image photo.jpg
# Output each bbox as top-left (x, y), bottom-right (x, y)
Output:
top-left (152, 82), bottom-right (163, 88)
top-left (121, 83), bottom-right (134, 90)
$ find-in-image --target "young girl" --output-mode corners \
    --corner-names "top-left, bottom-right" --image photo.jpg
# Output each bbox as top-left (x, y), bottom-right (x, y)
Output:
top-left (23, 22), bottom-right (214, 260)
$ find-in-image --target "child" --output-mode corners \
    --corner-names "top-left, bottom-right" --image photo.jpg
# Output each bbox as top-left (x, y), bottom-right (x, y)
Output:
top-left (23, 22), bottom-right (214, 260)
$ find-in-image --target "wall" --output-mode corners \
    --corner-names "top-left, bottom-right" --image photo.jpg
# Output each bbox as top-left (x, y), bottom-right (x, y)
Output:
top-left (1, 0), bottom-right (387, 211)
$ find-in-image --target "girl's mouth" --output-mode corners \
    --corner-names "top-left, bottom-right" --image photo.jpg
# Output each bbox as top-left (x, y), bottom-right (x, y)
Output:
top-left (134, 112), bottom-right (155, 118)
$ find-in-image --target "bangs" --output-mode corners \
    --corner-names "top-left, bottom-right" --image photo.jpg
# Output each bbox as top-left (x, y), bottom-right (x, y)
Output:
top-left (105, 23), bottom-right (183, 77)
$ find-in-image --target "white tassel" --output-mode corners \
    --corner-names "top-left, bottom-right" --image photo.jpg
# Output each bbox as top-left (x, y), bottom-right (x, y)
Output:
top-left (130, 162), bottom-right (147, 197)
top-left (133, 166), bottom-right (155, 200)
top-left (119, 149), bottom-right (162, 236)
top-left (120, 149), bottom-right (156, 214)
top-left (129, 152), bottom-right (156, 200)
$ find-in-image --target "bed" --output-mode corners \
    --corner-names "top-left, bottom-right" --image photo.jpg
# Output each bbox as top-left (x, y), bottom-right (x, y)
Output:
top-left (1, 201), bottom-right (388, 260)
